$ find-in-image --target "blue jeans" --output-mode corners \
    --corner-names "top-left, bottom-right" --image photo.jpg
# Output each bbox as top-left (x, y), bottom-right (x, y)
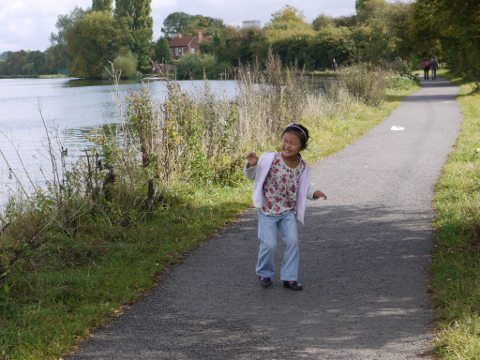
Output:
top-left (256, 210), bottom-right (299, 281)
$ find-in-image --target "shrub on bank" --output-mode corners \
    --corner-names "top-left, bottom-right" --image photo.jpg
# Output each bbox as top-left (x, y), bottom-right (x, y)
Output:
top-left (176, 53), bottom-right (230, 80)
top-left (339, 63), bottom-right (387, 106)
top-left (386, 73), bottom-right (419, 90)
top-left (111, 51), bottom-right (138, 79)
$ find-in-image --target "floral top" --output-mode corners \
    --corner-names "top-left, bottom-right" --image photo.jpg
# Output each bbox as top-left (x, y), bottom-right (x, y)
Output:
top-left (262, 152), bottom-right (306, 215)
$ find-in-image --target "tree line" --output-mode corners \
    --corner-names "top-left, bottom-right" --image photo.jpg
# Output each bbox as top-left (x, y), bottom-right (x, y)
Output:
top-left (0, 0), bottom-right (478, 81)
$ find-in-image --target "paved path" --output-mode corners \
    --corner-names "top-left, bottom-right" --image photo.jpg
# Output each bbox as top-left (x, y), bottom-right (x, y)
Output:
top-left (67, 79), bottom-right (462, 359)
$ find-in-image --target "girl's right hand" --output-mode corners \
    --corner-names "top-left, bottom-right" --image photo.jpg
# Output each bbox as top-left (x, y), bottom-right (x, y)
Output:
top-left (246, 152), bottom-right (258, 167)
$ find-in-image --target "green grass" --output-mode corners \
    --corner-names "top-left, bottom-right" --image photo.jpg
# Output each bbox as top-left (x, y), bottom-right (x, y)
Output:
top-left (0, 82), bottom-right (419, 359)
top-left (1, 184), bottom-right (252, 359)
top-left (429, 72), bottom-right (480, 359)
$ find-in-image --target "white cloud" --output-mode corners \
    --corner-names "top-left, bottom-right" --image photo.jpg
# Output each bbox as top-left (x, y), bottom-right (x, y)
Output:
top-left (0, 0), bottom-right (91, 52)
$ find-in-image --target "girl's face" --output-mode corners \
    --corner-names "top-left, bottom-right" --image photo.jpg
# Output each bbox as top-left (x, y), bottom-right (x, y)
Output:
top-left (281, 131), bottom-right (303, 158)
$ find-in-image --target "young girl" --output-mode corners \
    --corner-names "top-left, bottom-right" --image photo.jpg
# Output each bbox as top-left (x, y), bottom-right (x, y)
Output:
top-left (244, 123), bottom-right (327, 291)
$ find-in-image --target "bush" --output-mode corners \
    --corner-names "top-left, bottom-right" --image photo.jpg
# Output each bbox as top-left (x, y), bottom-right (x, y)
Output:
top-left (386, 73), bottom-right (419, 90)
top-left (176, 53), bottom-right (226, 80)
top-left (382, 57), bottom-right (412, 74)
top-left (340, 64), bottom-right (386, 106)
top-left (111, 51), bottom-right (138, 79)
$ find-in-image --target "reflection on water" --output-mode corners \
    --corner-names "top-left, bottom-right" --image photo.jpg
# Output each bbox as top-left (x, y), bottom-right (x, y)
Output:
top-left (65, 78), bottom-right (141, 87)
top-left (0, 78), bottom-right (238, 205)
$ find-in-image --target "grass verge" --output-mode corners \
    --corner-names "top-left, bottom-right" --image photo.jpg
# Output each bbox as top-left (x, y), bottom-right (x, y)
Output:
top-left (0, 80), bottom-right (419, 359)
top-left (430, 71), bottom-right (480, 359)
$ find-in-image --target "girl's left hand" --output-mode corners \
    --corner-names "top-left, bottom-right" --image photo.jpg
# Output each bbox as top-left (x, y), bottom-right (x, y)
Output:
top-left (313, 190), bottom-right (327, 200)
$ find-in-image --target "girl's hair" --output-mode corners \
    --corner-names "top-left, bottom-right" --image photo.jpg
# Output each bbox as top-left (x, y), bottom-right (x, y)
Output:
top-left (281, 123), bottom-right (310, 150)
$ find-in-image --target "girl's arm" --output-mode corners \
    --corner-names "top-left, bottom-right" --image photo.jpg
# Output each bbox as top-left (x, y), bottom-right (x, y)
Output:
top-left (244, 152), bottom-right (259, 180)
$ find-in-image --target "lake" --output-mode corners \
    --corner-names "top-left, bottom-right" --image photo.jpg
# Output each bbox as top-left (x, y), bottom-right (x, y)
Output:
top-left (0, 78), bottom-right (238, 204)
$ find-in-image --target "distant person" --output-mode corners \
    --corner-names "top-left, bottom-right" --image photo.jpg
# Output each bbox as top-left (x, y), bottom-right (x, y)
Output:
top-left (244, 124), bottom-right (327, 291)
top-left (422, 58), bottom-right (430, 80)
top-left (430, 57), bottom-right (439, 80)
top-left (332, 58), bottom-right (338, 72)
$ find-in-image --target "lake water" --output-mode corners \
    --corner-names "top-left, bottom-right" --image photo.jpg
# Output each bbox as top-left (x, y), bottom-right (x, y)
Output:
top-left (0, 78), bottom-right (238, 203)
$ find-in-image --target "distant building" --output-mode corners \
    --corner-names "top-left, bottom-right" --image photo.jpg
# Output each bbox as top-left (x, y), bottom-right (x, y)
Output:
top-left (168, 32), bottom-right (204, 60)
top-left (242, 20), bottom-right (261, 29)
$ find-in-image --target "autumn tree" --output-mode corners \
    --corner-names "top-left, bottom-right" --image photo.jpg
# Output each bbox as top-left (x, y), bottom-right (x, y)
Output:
top-left (66, 10), bottom-right (129, 77)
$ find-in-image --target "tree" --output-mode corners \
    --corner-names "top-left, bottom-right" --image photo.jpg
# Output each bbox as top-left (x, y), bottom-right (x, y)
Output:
top-left (265, 5), bottom-right (315, 42)
top-left (200, 26), bottom-right (239, 65)
top-left (200, 26), bottom-right (268, 67)
top-left (161, 12), bottom-right (224, 38)
top-left (161, 12), bottom-right (192, 38)
top-left (355, 0), bottom-right (367, 12)
top-left (45, 45), bottom-right (69, 74)
top-left (50, 7), bottom-right (86, 46)
top-left (48, 7), bottom-right (86, 74)
top-left (154, 37), bottom-right (173, 63)
top-left (92, 0), bottom-right (112, 12)
top-left (355, 0), bottom-right (386, 21)
top-left (132, 0), bottom-right (154, 70)
top-left (272, 35), bottom-right (313, 68)
top-left (412, 0), bottom-right (480, 82)
top-left (0, 50), bottom-right (51, 75)
top-left (183, 15), bottom-right (224, 36)
top-left (235, 28), bottom-right (269, 65)
top-left (176, 53), bottom-right (223, 79)
top-left (333, 16), bottom-right (356, 28)
top-left (312, 14), bottom-right (335, 30)
top-left (308, 26), bottom-right (355, 69)
top-left (352, 0), bottom-right (411, 63)
top-left (114, 0), bottom-right (134, 19)
top-left (114, 0), bottom-right (153, 71)
top-left (66, 10), bottom-right (129, 78)
top-left (270, 5), bottom-right (306, 24)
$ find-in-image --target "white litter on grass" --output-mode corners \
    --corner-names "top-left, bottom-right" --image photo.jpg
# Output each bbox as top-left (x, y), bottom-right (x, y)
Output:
top-left (391, 125), bottom-right (405, 131)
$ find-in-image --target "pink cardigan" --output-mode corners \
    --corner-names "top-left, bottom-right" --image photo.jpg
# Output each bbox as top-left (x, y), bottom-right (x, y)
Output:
top-left (244, 152), bottom-right (315, 224)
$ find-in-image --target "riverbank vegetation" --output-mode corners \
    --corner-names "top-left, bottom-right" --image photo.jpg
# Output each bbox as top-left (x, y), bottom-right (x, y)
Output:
top-left (0, 57), bottom-right (418, 358)
top-left (0, 0), bottom-right (458, 80)
top-left (430, 72), bottom-right (480, 360)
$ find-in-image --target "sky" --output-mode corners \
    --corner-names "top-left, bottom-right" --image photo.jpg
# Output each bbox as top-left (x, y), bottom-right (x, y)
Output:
top-left (0, 0), bottom-right (359, 53)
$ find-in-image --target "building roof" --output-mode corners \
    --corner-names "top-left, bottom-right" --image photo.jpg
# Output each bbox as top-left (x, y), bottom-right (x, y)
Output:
top-left (168, 36), bottom-right (195, 48)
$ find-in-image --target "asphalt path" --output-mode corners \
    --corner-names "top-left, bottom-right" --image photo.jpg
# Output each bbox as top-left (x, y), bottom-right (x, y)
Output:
top-left (67, 78), bottom-right (462, 359)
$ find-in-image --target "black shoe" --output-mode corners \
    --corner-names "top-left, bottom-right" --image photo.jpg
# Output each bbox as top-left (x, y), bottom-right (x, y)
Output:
top-left (283, 281), bottom-right (303, 291)
top-left (258, 276), bottom-right (273, 288)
